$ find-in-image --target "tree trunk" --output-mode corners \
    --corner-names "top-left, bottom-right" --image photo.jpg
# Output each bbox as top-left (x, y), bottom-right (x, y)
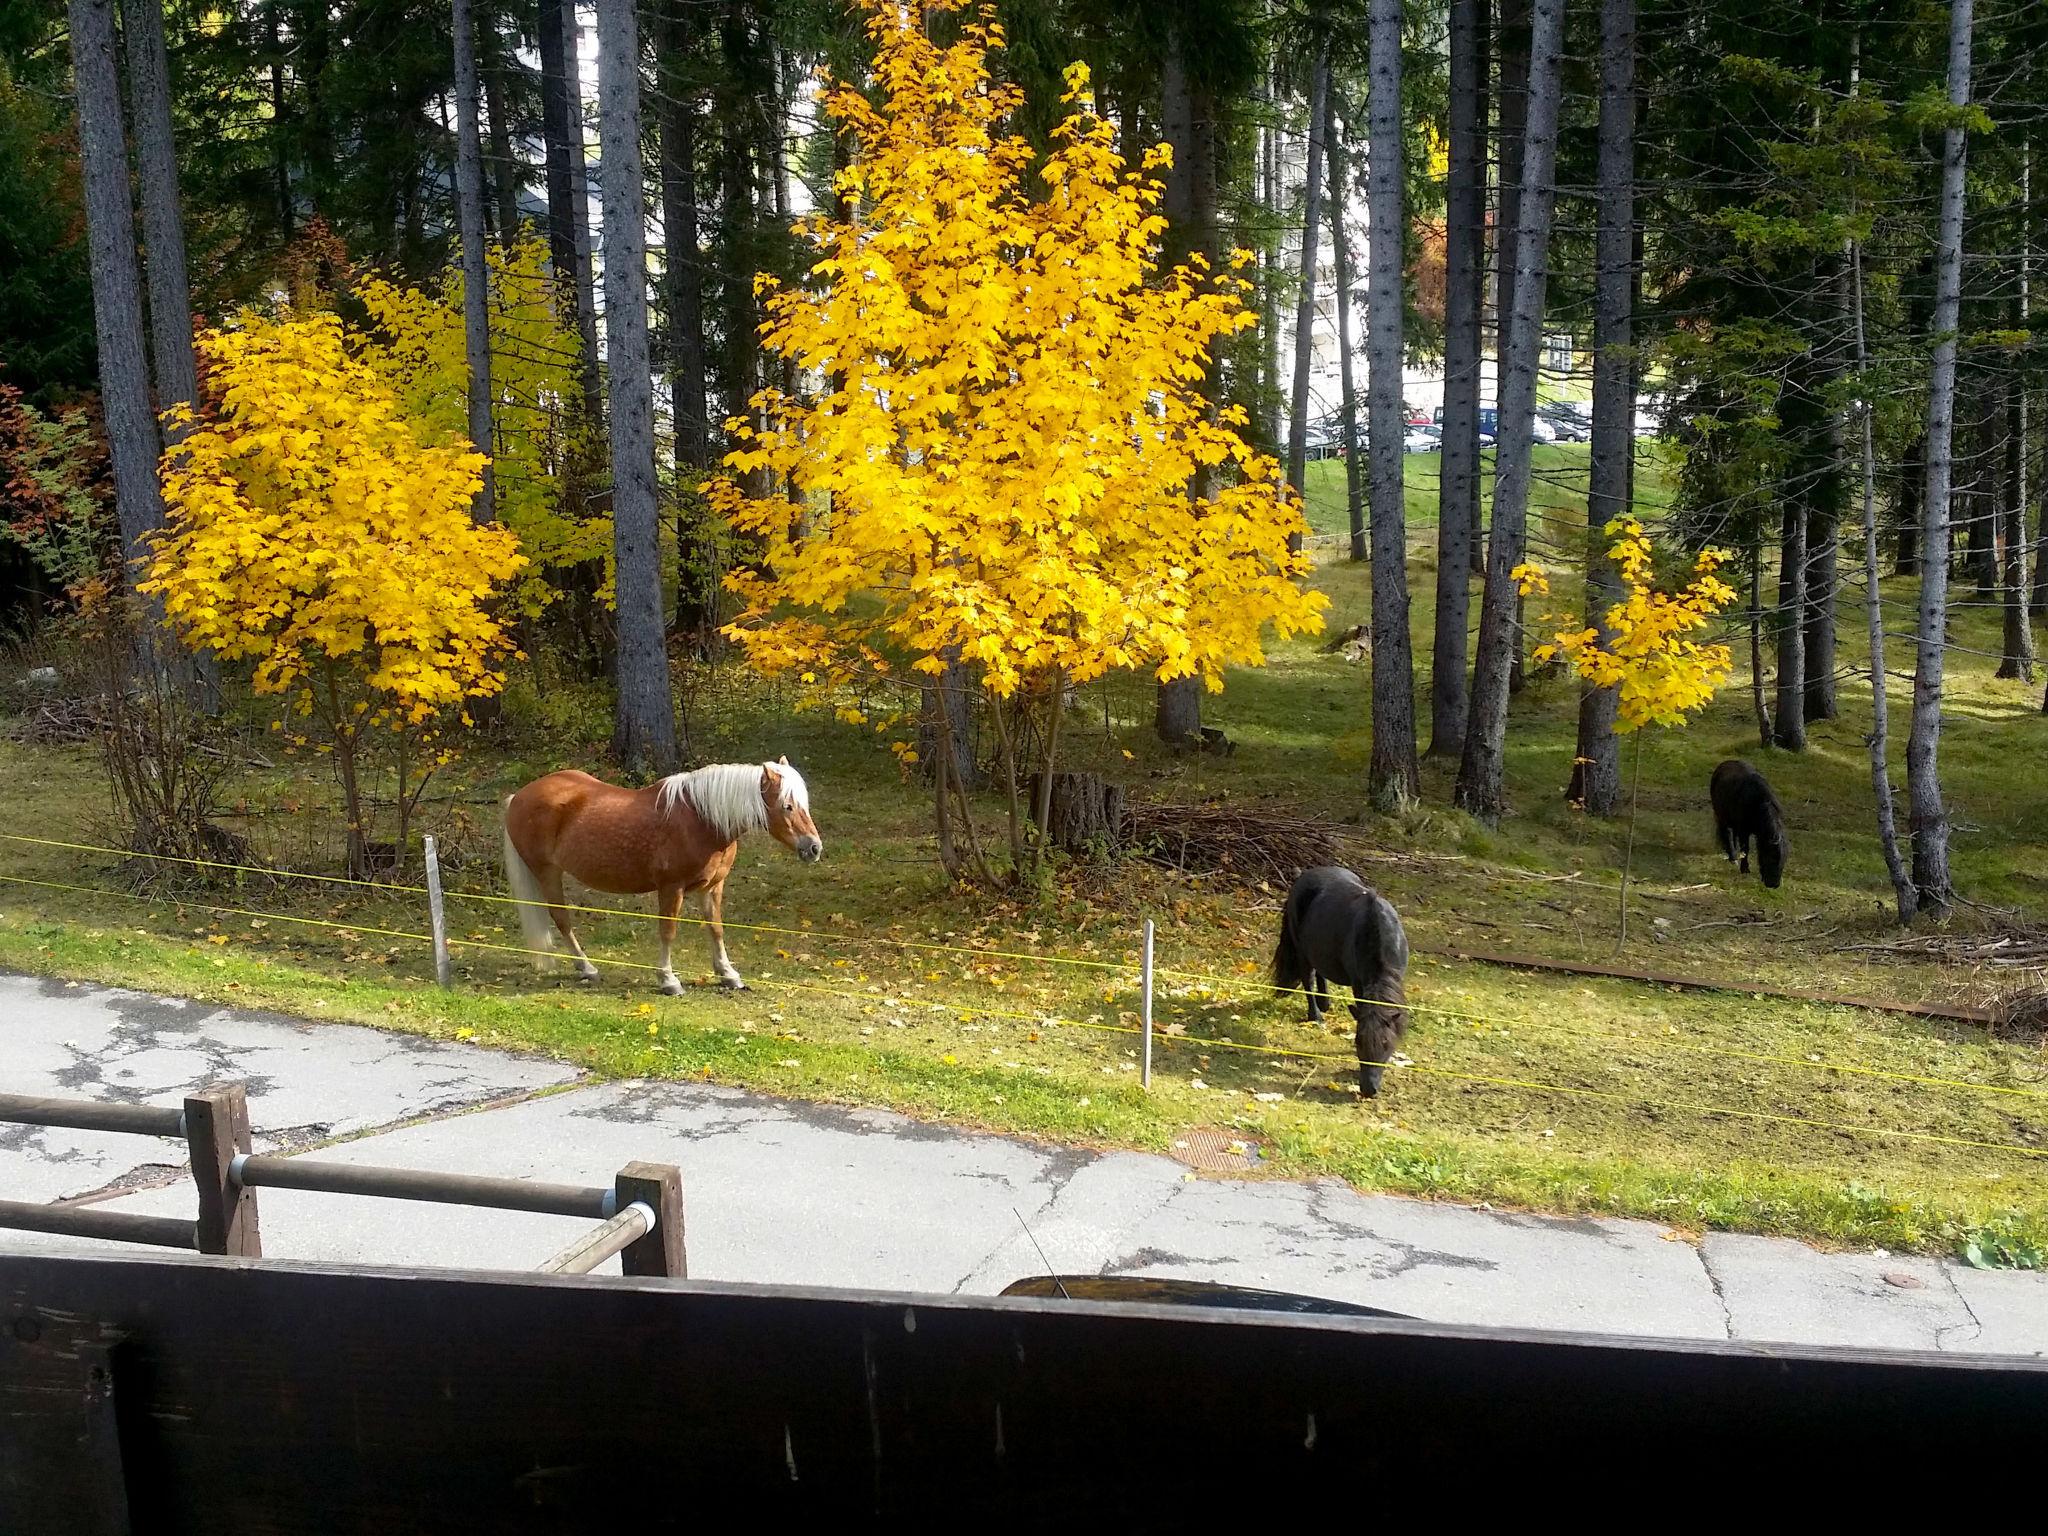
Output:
top-left (2000, 373), bottom-right (2035, 679)
top-left (1327, 93), bottom-right (1364, 564)
top-left (597, 0), bottom-right (679, 771)
top-left (658, 0), bottom-right (715, 640)
top-left (1852, 233), bottom-right (1914, 921)
top-left (1908, 0), bottom-right (1973, 915)
top-left (1155, 22), bottom-right (1215, 746)
top-left (1897, 435), bottom-right (1923, 576)
top-left (1484, 0), bottom-right (1531, 578)
top-left (1803, 262), bottom-right (1846, 724)
top-left (2002, 147), bottom-right (2036, 680)
top-left (544, 0), bottom-right (601, 416)
top-left (121, 0), bottom-right (199, 434)
top-left (1572, 0), bottom-right (1632, 817)
top-left (1025, 773), bottom-right (1128, 858)
top-left (267, 2), bottom-right (293, 240)
top-left (538, 0), bottom-right (596, 398)
top-left (1748, 537), bottom-right (1771, 749)
top-left (1454, 0), bottom-right (1562, 823)
top-left (1772, 495), bottom-right (1806, 750)
top-left (1261, 63), bottom-right (1283, 456)
top-left (1284, 44), bottom-right (1331, 539)
top-left (1365, 0), bottom-right (1418, 810)
top-left (1431, 0), bottom-right (1487, 757)
top-left (481, 20), bottom-right (523, 242)
top-left (451, 0), bottom-right (497, 520)
top-left (68, 0), bottom-right (167, 649)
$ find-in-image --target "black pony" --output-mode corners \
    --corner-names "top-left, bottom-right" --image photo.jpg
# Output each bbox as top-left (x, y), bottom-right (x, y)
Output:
top-left (1272, 866), bottom-right (1411, 1097)
top-left (1709, 759), bottom-right (1789, 889)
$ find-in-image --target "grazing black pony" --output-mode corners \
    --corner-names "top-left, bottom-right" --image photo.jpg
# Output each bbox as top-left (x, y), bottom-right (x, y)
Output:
top-left (1709, 759), bottom-right (1789, 889)
top-left (1272, 866), bottom-right (1411, 1097)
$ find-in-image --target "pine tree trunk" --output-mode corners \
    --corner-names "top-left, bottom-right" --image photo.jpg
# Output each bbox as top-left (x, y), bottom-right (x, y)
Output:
top-left (1749, 538), bottom-right (1772, 749)
top-left (267, 2), bottom-right (293, 240)
top-left (2000, 370), bottom-right (2035, 679)
top-left (1431, 0), bottom-right (1486, 757)
top-left (1365, 0), bottom-right (1418, 809)
top-left (538, 0), bottom-right (575, 279)
top-left (1484, 0), bottom-right (1531, 579)
top-left (1772, 495), bottom-right (1806, 750)
top-left (1853, 231), bottom-right (1915, 921)
top-left (1261, 64), bottom-right (1283, 456)
top-left (1573, 0), bottom-right (1632, 817)
top-left (68, 0), bottom-right (168, 657)
top-left (1909, 0), bottom-right (1973, 914)
top-left (1155, 22), bottom-right (1214, 746)
top-left (2002, 147), bottom-right (2036, 680)
top-left (1327, 93), bottom-right (1364, 565)
top-left (1454, 0), bottom-right (1562, 823)
top-left (546, 0), bottom-right (601, 417)
top-left (596, 0), bottom-right (678, 771)
top-left (658, 1), bottom-right (714, 641)
top-left (1284, 45), bottom-right (1331, 541)
top-left (481, 20), bottom-right (523, 241)
top-left (1433, 0), bottom-right (1482, 761)
top-left (121, 0), bottom-right (199, 431)
top-left (1803, 261), bottom-right (1846, 724)
top-left (451, 0), bottom-right (497, 519)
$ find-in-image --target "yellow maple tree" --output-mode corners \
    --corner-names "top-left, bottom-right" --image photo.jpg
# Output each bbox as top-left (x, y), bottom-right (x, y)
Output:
top-left (142, 312), bottom-right (526, 875)
top-left (1516, 516), bottom-right (1737, 733)
top-left (712, 0), bottom-right (1324, 877)
top-left (1516, 516), bottom-right (1738, 937)
top-left (354, 236), bottom-right (608, 614)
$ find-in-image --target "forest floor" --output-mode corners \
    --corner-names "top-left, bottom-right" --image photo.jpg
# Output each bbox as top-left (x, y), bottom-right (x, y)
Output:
top-left (4, 444), bottom-right (2047, 1266)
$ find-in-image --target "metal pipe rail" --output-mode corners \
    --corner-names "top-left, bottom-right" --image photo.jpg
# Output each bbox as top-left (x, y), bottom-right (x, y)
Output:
top-left (0, 1093), bottom-right (184, 1138)
top-left (538, 1202), bottom-right (656, 1276)
top-left (1, 1084), bottom-right (685, 1278)
top-left (228, 1155), bottom-right (615, 1220)
top-left (0, 1200), bottom-right (196, 1249)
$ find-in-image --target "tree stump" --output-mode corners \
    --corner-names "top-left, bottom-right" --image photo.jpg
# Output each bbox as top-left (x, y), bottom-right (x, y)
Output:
top-left (1026, 772), bottom-right (1129, 856)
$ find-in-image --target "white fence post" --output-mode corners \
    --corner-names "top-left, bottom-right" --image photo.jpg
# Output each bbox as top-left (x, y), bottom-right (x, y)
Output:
top-left (424, 834), bottom-right (452, 989)
top-left (1140, 918), bottom-right (1154, 1090)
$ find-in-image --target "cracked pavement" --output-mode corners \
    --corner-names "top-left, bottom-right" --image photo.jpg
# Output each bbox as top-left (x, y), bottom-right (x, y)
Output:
top-left (4, 973), bottom-right (2045, 1354)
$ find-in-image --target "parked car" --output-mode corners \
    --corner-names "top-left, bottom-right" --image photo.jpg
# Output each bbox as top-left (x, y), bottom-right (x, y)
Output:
top-left (1538, 402), bottom-right (1592, 442)
top-left (1404, 403), bottom-right (1433, 428)
top-left (1403, 424), bottom-right (1442, 454)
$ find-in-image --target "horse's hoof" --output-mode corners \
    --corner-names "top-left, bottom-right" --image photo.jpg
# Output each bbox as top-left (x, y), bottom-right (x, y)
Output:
top-left (576, 970), bottom-right (599, 985)
top-left (658, 976), bottom-right (684, 997)
top-left (720, 977), bottom-right (747, 992)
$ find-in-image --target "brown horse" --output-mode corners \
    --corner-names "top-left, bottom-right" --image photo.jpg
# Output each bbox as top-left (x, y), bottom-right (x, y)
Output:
top-left (501, 758), bottom-right (822, 994)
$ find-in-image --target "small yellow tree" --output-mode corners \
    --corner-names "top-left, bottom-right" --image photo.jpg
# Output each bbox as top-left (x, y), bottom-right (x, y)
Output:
top-left (1517, 516), bottom-right (1738, 939)
top-left (713, 0), bottom-right (1325, 878)
top-left (142, 312), bottom-right (525, 875)
top-left (354, 237), bottom-right (609, 614)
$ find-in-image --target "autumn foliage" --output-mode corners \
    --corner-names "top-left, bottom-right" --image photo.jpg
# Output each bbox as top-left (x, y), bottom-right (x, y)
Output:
top-left (713, 0), bottom-right (1323, 875)
top-left (1516, 517), bottom-right (1737, 733)
top-left (142, 312), bottom-right (525, 873)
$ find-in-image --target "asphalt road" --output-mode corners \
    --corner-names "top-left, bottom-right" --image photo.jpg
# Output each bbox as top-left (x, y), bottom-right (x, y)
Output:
top-left (3, 971), bottom-right (2042, 1354)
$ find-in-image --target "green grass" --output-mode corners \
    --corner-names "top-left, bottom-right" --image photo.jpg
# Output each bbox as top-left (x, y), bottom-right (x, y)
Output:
top-left (4, 440), bottom-right (2045, 1263)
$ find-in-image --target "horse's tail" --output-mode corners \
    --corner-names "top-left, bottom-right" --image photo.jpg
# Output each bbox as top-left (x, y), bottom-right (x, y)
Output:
top-left (501, 804), bottom-right (557, 964)
top-left (1272, 888), bottom-right (1309, 995)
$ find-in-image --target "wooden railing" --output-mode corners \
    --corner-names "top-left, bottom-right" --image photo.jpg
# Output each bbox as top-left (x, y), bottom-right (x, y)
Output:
top-left (0, 1086), bottom-right (685, 1278)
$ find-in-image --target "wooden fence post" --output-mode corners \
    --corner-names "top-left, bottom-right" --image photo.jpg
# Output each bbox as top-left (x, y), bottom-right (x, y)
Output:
top-left (184, 1083), bottom-right (260, 1257)
top-left (613, 1161), bottom-right (684, 1278)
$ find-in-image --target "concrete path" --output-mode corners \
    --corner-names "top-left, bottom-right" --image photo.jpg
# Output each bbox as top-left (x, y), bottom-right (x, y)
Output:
top-left (3, 972), bottom-right (2043, 1354)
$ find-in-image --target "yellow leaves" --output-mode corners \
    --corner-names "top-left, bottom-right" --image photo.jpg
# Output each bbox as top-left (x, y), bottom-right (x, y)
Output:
top-left (144, 310), bottom-right (522, 745)
top-left (1529, 519), bottom-right (1738, 735)
top-left (711, 1), bottom-right (1321, 713)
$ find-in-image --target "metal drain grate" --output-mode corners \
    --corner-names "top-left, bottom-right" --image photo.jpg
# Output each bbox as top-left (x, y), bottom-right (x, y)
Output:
top-left (1170, 1127), bottom-right (1264, 1173)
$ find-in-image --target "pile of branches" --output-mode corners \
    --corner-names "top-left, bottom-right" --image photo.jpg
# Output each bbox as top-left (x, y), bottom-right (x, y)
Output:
top-left (2, 690), bottom-right (108, 745)
top-left (1843, 930), bottom-right (2048, 969)
top-left (1127, 801), bottom-right (1340, 886)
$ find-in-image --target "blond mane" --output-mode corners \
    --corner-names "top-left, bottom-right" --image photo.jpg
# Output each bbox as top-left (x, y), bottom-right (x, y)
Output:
top-left (653, 762), bottom-right (809, 841)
